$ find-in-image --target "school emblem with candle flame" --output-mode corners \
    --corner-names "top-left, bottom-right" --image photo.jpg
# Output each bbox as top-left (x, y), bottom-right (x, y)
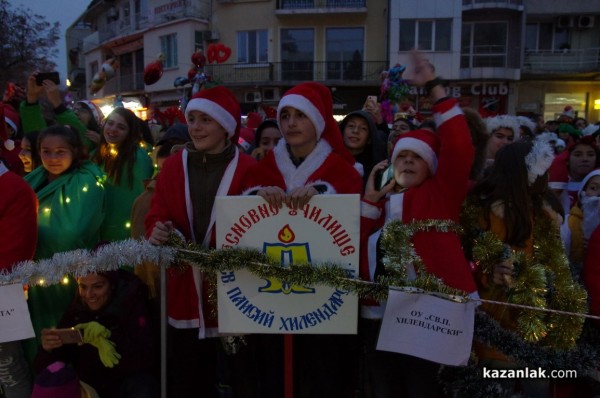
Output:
top-left (259, 224), bottom-right (315, 294)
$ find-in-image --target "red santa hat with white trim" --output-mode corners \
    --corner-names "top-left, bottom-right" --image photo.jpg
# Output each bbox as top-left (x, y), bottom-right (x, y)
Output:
top-left (277, 82), bottom-right (356, 166)
top-left (76, 100), bottom-right (103, 124)
top-left (184, 86), bottom-right (241, 143)
top-left (391, 129), bottom-right (441, 175)
top-left (0, 104), bottom-right (16, 151)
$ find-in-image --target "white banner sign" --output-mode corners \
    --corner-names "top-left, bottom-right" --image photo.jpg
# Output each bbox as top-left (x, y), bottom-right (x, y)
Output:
top-left (377, 290), bottom-right (475, 366)
top-left (0, 284), bottom-right (35, 343)
top-left (216, 195), bottom-right (360, 334)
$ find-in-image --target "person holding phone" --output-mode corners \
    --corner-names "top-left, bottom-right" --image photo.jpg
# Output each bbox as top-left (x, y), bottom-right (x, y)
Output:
top-left (358, 51), bottom-right (477, 397)
top-left (36, 270), bottom-right (158, 398)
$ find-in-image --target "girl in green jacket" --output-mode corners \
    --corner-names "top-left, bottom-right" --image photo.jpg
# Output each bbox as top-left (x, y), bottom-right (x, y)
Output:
top-left (24, 125), bottom-right (106, 361)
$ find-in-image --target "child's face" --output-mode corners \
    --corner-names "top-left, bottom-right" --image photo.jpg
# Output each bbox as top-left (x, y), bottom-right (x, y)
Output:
top-left (584, 175), bottom-right (600, 197)
top-left (187, 110), bottom-right (228, 154)
top-left (19, 136), bottom-right (33, 173)
top-left (486, 127), bottom-right (514, 159)
top-left (569, 144), bottom-right (597, 181)
top-left (342, 116), bottom-right (369, 154)
top-left (393, 149), bottom-right (429, 188)
top-left (258, 127), bottom-right (282, 152)
top-left (40, 135), bottom-right (74, 180)
top-left (103, 113), bottom-right (130, 146)
top-left (279, 107), bottom-right (318, 156)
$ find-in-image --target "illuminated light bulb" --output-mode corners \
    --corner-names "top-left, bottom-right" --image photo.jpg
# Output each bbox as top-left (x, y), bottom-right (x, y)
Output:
top-left (109, 148), bottom-right (118, 156)
top-left (62, 276), bottom-right (69, 284)
top-left (125, 222), bottom-right (131, 229)
top-left (38, 279), bottom-right (45, 285)
top-left (43, 207), bottom-right (51, 213)
top-left (65, 197), bottom-right (71, 204)
top-left (82, 186), bottom-right (88, 192)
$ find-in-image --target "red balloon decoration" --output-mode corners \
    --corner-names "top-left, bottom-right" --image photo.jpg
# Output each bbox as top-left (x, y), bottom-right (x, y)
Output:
top-left (144, 54), bottom-right (165, 85)
top-left (191, 49), bottom-right (206, 68)
top-left (207, 43), bottom-right (232, 64)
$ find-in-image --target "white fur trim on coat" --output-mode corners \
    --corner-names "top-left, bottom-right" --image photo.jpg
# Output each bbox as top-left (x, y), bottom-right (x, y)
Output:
top-left (273, 138), bottom-right (332, 190)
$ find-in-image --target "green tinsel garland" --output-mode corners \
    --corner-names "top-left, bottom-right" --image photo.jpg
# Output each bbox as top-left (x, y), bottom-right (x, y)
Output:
top-left (460, 202), bottom-right (588, 349)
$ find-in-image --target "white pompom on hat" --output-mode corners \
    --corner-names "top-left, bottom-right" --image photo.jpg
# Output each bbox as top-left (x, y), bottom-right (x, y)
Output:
top-left (184, 86), bottom-right (241, 141)
top-left (484, 115), bottom-right (521, 141)
top-left (391, 129), bottom-right (441, 175)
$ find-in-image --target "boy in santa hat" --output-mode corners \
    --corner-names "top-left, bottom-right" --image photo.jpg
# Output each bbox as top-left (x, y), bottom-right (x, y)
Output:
top-left (359, 51), bottom-right (478, 397)
top-left (146, 86), bottom-right (257, 397)
top-left (241, 82), bottom-right (363, 397)
top-left (0, 103), bottom-right (24, 175)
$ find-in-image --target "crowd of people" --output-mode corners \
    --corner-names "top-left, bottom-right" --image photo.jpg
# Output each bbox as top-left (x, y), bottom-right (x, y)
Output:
top-left (1, 50), bottom-right (600, 398)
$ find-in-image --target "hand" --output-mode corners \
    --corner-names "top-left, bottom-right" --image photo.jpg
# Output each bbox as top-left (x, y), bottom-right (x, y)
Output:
top-left (257, 186), bottom-right (286, 209)
top-left (286, 186), bottom-right (318, 210)
top-left (40, 328), bottom-right (63, 352)
top-left (149, 221), bottom-right (173, 245)
top-left (363, 101), bottom-right (384, 125)
top-left (85, 130), bottom-right (102, 145)
top-left (26, 73), bottom-right (44, 103)
top-left (364, 160), bottom-right (395, 203)
top-left (251, 147), bottom-right (267, 161)
top-left (409, 50), bottom-right (436, 87)
top-left (492, 259), bottom-right (514, 288)
top-left (43, 80), bottom-right (62, 108)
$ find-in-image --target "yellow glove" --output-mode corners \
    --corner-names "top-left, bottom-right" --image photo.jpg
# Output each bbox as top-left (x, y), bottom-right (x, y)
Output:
top-left (75, 321), bottom-right (122, 368)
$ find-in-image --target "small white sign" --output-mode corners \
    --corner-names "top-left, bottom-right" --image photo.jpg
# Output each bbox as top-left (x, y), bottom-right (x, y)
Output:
top-left (0, 284), bottom-right (35, 343)
top-left (216, 195), bottom-right (360, 334)
top-left (377, 290), bottom-right (475, 366)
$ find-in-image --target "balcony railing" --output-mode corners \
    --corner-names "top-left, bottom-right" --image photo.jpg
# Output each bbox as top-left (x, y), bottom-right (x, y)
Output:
top-left (204, 61), bottom-right (387, 85)
top-left (523, 47), bottom-right (600, 74)
top-left (101, 72), bottom-right (145, 96)
top-left (462, 0), bottom-right (523, 7)
top-left (277, 0), bottom-right (365, 10)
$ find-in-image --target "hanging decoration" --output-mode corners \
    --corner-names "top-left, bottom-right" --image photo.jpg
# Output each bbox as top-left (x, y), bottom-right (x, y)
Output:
top-left (207, 43), bottom-right (232, 64)
top-left (90, 57), bottom-right (120, 94)
top-left (143, 53), bottom-right (165, 85)
top-left (379, 64), bottom-right (412, 124)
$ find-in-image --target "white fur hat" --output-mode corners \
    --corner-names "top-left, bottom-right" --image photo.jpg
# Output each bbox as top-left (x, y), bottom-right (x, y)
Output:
top-left (485, 115), bottom-right (521, 141)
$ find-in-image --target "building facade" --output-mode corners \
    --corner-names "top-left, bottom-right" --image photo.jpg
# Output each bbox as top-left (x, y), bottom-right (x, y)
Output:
top-left (67, 0), bottom-right (600, 123)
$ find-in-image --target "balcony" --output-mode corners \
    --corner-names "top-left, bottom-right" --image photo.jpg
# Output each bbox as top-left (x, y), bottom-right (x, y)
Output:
top-left (101, 72), bottom-right (145, 96)
top-left (203, 61), bottom-right (387, 85)
top-left (460, 45), bottom-right (521, 80)
top-left (462, 0), bottom-right (523, 11)
top-left (276, 0), bottom-right (366, 15)
top-left (523, 47), bottom-right (600, 76)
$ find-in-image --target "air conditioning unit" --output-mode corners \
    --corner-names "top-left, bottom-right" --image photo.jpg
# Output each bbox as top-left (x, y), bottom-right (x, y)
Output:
top-left (262, 88), bottom-right (280, 102)
top-left (245, 91), bottom-right (262, 103)
top-left (556, 16), bottom-right (574, 28)
top-left (577, 15), bottom-right (595, 28)
top-left (202, 30), bottom-right (219, 41)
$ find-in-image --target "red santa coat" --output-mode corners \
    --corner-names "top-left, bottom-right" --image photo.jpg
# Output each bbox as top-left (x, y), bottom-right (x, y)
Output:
top-left (360, 98), bottom-right (477, 317)
top-left (243, 138), bottom-right (362, 195)
top-left (145, 147), bottom-right (256, 338)
top-left (0, 162), bottom-right (37, 270)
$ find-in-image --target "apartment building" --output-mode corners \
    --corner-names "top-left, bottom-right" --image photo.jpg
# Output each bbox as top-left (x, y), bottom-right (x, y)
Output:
top-left (67, 0), bottom-right (600, 122)
top-left (66, 0), bottom-right (389, 118)
top-left (388, 0), bottom-right (600, 122)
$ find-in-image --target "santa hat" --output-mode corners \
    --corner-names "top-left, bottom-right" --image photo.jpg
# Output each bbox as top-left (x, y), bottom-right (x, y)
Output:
top-left (548, 151), bottom-right (569, 190)
top-left (391, 129), bottom-right (440, 175)
top-left (579, 168), bottom-right (600, 199)
top-left (561, 105), bottom-right (575, 120)
top-left (0, 104), bottom-right (15, 151)
top-left (516, 116), bottom-right (536, 135)
top-left (525, 132), bottom-right (556, 184)
top-left (277, 82), bottom-right (355, 165)
top-left (246, 112), bottom-right (263, 129)
top-left (582, 124), bottom-right (600, 137)
top-left (238, 127), bottom-right (255, 152)
top-left (185, 86), bottom-right (240, 141)
top-left (31, 361), bottom-right (81, 398)
top-left (484, 115), bottom-right (521, 141)
top-left (76, 100), bottom-right (103, 124)
top-left (568, 135), bottom-right (598, 153)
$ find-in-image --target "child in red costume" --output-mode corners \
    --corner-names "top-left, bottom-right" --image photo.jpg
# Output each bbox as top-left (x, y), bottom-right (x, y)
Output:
top-left (146, 86), bottom-right (257, 397)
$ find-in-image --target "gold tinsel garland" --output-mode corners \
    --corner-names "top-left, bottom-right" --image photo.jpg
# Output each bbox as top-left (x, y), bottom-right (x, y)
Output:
top-left (460, 202), bottom-right (588, 349)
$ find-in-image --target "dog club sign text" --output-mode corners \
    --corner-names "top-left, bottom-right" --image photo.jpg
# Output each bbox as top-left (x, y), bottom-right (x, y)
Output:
top-left (216, 195), bottom-right (360, 334)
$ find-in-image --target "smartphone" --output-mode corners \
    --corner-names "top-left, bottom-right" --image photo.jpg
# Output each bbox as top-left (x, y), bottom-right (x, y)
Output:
top-left (367, 95), bottom-right (378, 104)
top-left (375, 164), bottom-right (394, 190)
top-left (53, 328), bottom-right (83, 344)
top-left (36, 72), bottom-right (60, 86)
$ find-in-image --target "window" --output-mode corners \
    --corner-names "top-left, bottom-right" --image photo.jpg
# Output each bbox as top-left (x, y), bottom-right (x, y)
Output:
top-left (237, 30), bottom-right (268, 64)
top-left (525, 22), bottom-right (570, 52)
top-left (281, 28), bottom-right (314, 80)
top-left (160, 33), bottom-right (178, 68)
top-left (326, 27), bottom-right (364, 80)
top-left (461, 22), bottom-right (507, 67)
top-left (399, 19), bottom-right (451, 51)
